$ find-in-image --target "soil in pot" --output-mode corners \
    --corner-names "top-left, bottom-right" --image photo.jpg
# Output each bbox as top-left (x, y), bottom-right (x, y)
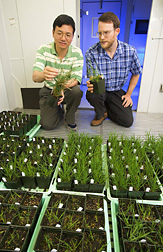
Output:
top-left (0, 191), bottom-right (9, 203)
top-left (137, 203), bottom-right (160, 222)
top-left (84, 210), bottom-right (105, 230)
top-left (48, 193), bottom-right (68, 209)
top-left (118, 198), bottom-right (139, 217)
top-left (85, 194), bottom-right (104, 211)
top-left (62, 210), bottom-right (84, 232)
top-left (0, 204), bottom-right (18, 225)
top-left (66, 195), bottom-right (85, 211)
top-left (41, 207), bottom-right (65, 228)
top-left (5, 190), bottom-right (26, 205)
top-left (11, 206), bottom-right (37, 227)
top-left (123, 240), bottom-right (149, 252)
top-left (0, 226), bottom-right (29, 252)
top-left (34, 227), bottom-right (61, 252)
top-left (22, 192), bottom-right (42, 207)
top-left (82, 229), bottom-right (107, 251)
top-left (58, 230), bottom-right (83, 252)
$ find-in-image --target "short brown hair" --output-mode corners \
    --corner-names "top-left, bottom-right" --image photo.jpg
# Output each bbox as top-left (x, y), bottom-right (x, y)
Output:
top-left (98, 12), bottom-right (120, 29)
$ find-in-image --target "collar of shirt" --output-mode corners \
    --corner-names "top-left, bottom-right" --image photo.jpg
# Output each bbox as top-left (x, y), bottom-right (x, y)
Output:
top-left (51, 42), bottom-right (72, 60)
top-left (97, 40), bottom-right (124, 60)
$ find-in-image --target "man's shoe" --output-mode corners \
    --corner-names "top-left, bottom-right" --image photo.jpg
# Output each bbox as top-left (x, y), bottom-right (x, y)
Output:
top-left (65, 122), bottom-right (77, 131)
top-left (91, 112), bottom-right (108, 126)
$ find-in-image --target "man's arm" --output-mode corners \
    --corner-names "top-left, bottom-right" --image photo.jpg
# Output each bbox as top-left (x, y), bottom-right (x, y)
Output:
top-left (32, 66), bottom-right (58, 83)
top-left (122, 74), bottom-right (140, 107)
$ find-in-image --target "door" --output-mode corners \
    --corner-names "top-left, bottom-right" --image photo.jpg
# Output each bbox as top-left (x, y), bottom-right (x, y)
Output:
top-left (81, 1), bottom-right (122, 85)
top-left (126, 0), bottom-right (152, 110)
top-left (80, 1), bottom-right (122, 108)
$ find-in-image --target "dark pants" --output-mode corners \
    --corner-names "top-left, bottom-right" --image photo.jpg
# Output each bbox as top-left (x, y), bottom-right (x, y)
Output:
top-left (86, 89), bottom-right (133, 127)
top-left (39, 86), bottom-right (83, 130)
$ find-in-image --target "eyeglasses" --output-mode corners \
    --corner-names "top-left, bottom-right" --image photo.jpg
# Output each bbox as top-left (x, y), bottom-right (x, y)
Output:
top-left (55, 31), bottom-right (73, 40)
top-left (96, 30), bottom-right (114, 37)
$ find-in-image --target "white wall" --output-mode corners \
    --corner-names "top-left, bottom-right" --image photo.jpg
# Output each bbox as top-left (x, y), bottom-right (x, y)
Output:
top-left (0, 1), bottom-right (15, 111)
top-left (0, 0), bottom-right (78, 110)
top-left (137, 0), bottom-right (163, 113)
top-left (0, 58), bottom-right (9, 110)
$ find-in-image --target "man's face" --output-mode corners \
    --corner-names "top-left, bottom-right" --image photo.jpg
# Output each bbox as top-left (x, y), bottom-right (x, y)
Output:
top-left (53, 25), bottom-right (74, 51)
top-left (98, 21), bottom-right (120, 50)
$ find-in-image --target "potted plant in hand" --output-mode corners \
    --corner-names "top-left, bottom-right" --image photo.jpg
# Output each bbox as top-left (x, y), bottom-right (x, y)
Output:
top-left (47, 69), bottom-right (72, 107)
top-left (87, 60), bottom-right (105, 95)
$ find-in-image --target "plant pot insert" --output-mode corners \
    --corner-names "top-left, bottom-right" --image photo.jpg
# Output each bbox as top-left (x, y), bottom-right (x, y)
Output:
top-left (47, 192), bottom-right (68, 209)
top-left (41, 207), bottom-right (65, 228)
top-left (34, 226), bottom-right (61, 252)
top-left (156, 205), bottom-right (163, 221)
top-left (137, 203), bottom-right (161, 222)
top-left (0, 226), bottom-right (8, 242)
top-left (84, 210), bottom-right (105, 231)
top-left (21, 192), bottom-right (43, 212)
top-left (82, 229), bottom-right (107, 251)
top-left (0, 203), bottom-right (19, 225)
top-left (66, 195), bottom-right (85, 212)
top-left (118, 198), bottom-right (139, 218)
top-left (5, 190), bottom-right (26, 205)
top-left (0, 225), bottom-right (30, 252)
top-left (62, 210), bottom-right (84, 232)
top-left (58, 230), bottom-right (83, 252)
top-left (11, 206), bottom-right (38, 231)
top-left (85, 194), bottom-right (104, 211)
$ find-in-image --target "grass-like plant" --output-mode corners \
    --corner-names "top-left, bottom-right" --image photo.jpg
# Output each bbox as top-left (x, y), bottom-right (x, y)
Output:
top-left (52, 69), bottom-right (72, 97)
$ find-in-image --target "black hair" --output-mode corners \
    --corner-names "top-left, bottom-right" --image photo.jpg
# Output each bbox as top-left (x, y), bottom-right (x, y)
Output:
top-left (53, 14), bottom-right (75, 34)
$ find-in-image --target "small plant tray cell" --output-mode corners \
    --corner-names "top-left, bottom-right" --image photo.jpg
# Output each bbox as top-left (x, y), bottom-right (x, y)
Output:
top-left (82, 229), bottom-right (107, 251)
top-left (0, 225), bottom-right (30, 252)
top-left (34, 226), bottom-right (61, 252)
top-left (41, 207), bottom-right (65, 228)
top-left (85, 194), bottom-right (104, 211)
top-left (62, 210), bottom-right (84, 232)
top-left (21, 192), bottom-right (43, 207)
top-left (58, 230), bottom-right (83, 252)
top-left (5, 190), bottom-right (26, 205)
top-left (47, 193), bottom-right (68, 209)
top-left (66, 195), bottom-right (85, 211)
top-left (84, 210), bottom-right (105, 231)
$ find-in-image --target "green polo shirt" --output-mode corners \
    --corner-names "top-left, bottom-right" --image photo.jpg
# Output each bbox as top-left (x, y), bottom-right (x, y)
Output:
top-left (33, 42), bottom-right (83, 89)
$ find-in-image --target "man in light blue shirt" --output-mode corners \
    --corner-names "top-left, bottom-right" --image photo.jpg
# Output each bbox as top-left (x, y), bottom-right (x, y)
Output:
top-left (86, 12), bottom-right (142, 127)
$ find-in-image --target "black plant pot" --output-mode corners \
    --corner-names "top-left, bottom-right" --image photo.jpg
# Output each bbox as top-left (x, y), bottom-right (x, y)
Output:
top-left (73, 182), bottom-right (90, 192)
top-left (34, 226), bottom-right (61, 252)
top-left (90, 78), bottom-right (105, 95)
top-left (0, 225), bottom-right (30, 252)
top-left (21, 176), bottom-right (37, 189)
top-left (89, 183), bottom-right (104, 193)
top-left (3, 176), bottom-right (23, 189)
top-left (36, 174), bottom-right (53, 189)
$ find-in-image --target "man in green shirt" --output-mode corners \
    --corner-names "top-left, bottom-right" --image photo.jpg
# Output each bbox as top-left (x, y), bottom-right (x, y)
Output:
top-left (33, 14), bottom-right (83, 131)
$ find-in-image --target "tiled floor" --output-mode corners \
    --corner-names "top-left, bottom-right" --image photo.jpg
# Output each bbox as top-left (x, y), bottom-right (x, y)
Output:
top-left (15, 108), bottom-right (163, 143)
